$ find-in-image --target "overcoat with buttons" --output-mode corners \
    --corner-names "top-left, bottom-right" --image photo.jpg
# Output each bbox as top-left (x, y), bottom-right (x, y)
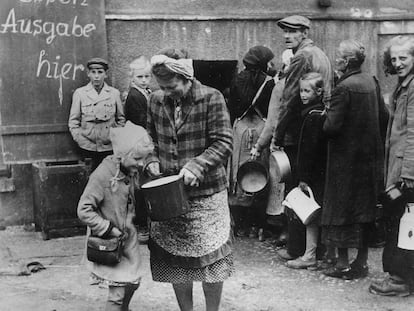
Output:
top-left (322, 70), bottom-right (389, 226)
top-left (68, 82), bottom-right (125, 152)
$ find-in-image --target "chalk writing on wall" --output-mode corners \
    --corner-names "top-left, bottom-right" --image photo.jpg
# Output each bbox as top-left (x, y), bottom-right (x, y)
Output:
top-left (0, 8), bottom-right (96, 45)
top-left (0, 0), bottom-right (107, 163)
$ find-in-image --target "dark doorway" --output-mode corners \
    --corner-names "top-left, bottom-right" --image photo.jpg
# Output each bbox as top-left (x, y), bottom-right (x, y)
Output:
top-left (193, 60), bottom-right (238, 98)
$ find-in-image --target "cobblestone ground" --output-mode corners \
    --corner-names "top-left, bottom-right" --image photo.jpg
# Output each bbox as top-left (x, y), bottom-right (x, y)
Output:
top-left (1, 226), bottom-right (413, 311)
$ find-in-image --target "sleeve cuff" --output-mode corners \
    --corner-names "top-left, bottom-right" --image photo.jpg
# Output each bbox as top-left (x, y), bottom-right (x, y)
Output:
top-left (101, 222), bottom-right (114, 238)
top-left (183, 161), bottom-right (204, 182)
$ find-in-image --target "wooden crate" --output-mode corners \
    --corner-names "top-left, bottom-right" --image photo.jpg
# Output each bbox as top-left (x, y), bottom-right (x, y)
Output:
top-left (32, 161), bottom-right (89, 240)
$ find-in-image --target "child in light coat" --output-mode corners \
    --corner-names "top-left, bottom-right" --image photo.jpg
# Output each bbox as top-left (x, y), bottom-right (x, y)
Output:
top-left (78, 121), bottom-right (153, 311)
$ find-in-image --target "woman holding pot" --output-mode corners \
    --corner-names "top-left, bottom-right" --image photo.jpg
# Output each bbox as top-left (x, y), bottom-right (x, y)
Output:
top-left (227, 45), bottom-right (276, 240)
top-left (369, 35), bottom-right (414, 297)
top-left (321, 40), bottom-right (389, 279)
top-left (145, 49), bottom-right (233, 311)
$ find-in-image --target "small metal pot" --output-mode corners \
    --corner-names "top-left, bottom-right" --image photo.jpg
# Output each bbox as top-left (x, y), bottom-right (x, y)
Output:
top-left (269, 150), bottom-right (291, 183)
top-left (236, 160), bottom-right (269, 196)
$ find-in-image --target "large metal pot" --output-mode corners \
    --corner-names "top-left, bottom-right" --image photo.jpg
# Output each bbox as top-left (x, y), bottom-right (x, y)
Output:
top-left (269, 150), bottom-right (291, 183)
top-left (141, 175), bottom-right (190, 221)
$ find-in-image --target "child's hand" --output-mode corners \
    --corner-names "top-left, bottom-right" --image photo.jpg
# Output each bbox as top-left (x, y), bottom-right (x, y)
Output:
top-left (299, 181), bottom-right (309, 192)
top-left (110, 227), bottom-right (123, 238)
top-left (403, 178), bottom-right (414, 189)
top-left (270, 138), bottom-right (283, 152)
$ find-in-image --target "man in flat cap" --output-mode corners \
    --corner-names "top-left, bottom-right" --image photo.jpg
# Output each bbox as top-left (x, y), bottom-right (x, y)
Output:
top-left (69, 57), bottom-right (125, 172)
top-left (271, 15), bottom-right (334, 263)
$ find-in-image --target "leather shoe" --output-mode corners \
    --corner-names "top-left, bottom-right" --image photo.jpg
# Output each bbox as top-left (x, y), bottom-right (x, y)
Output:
top-left (369, 277), bottom-right (410, 297)
top-left (323, 266), bottom-right (352, 280)
top-left (286, 257), bottom-right (316, 269)
top-left (276, 248), bottom-right (296, 261)
top-left (349, 261), bottom-right (368, 279)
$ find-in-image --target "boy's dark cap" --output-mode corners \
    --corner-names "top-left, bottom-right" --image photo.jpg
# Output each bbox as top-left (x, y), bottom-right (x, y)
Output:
top-left (277, 15), bottom-right (311, 30)
top-left (87, 57), bottom-right (109, 70)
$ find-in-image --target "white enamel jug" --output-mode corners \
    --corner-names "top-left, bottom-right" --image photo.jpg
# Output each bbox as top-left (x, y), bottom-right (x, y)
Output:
top-left (398, 204), bottom-right (414, 250)
top-left (282, 186), bottom-right (321, 225)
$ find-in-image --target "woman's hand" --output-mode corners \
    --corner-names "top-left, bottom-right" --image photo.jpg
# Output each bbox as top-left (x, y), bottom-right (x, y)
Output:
top-left (110, 227), bottom-right (123, 238)
top-left (179, 168), bottom-right (199, 187)
top-left (403, 178), bottom-right (414, 189)
top-left (299, 181), bottom-right (309, 192)
top-left (250, 146), bottom-right (260, 160)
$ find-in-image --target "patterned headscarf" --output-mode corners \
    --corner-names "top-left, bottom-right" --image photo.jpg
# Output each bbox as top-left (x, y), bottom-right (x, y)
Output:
top-left (150, 54), bottom-right (194, 80)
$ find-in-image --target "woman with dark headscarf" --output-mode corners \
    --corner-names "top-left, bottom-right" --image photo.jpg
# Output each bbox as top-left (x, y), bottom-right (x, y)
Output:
top-left (228, 46), bottom-right (276, 124)
top-left (228, 46), bottom-right (277, 240)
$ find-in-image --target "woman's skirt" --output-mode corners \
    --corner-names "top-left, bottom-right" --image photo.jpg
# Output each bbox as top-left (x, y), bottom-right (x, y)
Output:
top-left (322, 223), bottom-right (371, 249)
top-left (149, 190), bottom-right (234, 283)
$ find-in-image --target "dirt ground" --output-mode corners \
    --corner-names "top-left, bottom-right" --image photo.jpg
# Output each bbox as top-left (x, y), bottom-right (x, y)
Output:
top-left (1, 226), bottom-right (413, 311)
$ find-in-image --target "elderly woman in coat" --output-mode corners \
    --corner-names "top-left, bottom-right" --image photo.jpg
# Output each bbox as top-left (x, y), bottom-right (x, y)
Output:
top-left (321, 40), bottom-right (389, 279)
top-left (77, 121), bottom-right (153, 311)
top-left (369, 35), bottom-right (414, 297)
top-left (145, 49), bottom-right (233, 311)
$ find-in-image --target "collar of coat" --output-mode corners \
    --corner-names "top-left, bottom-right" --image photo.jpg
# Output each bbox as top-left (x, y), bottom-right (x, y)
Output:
top-left (163, 79), bottom-right (204, 106)
top-left (399, 72), bottom-right (414, 89)
top-left (84, 82), bottom-right (112, 101)
top-left (85, 82), bottom-right (111, 93)
top-left (301, 101), bottom-right (324, 117)
top-left (294, 38), bottom-right (314, 54)
top-left (336, 68), bottom-right (362, 85)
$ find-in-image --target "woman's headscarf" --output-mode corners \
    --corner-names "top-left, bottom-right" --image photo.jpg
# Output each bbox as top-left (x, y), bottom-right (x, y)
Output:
top-left (230, 46), bottom-right (275, 120)
top-left (242, 46), bottom-right (275, 73)
top-left (109, 121), bottom-right (154, 190)
top-left (150, 54), bottom-right (194, 80)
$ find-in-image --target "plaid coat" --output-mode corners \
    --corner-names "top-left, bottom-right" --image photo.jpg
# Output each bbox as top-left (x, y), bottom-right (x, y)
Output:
top-left (146, 79), bottom-right (232, 198)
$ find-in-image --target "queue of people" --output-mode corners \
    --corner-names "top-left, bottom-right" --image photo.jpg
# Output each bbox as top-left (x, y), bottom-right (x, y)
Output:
top-left (68, 14), bottom-right (414, 311)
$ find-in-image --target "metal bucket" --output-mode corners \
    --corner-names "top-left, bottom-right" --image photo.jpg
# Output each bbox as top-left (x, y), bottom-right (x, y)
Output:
top-left (141, 175), bottom-right (190, 221)
top-left (269, 150), bottom-right (291, 183)
top-left (236, 160), bottom-right (269, 196)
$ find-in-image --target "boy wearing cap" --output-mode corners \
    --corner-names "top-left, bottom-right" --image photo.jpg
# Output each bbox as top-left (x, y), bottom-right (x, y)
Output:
top-left (69, 57), bottom-right (125, 172)
top-left (125, 56), bottom-right (152, 128)
top-left (271, 15), bottom-right (334, 262)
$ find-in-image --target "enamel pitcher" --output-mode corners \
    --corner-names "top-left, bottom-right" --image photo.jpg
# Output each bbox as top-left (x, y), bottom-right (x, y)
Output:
top-left (282, 186), bottom-right (321, 225)
top-left (398, 203), bottom-right (414, 250)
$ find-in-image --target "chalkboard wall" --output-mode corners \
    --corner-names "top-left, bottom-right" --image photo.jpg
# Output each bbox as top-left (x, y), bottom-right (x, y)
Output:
top-left (0, 0), bottom-right (107, 163)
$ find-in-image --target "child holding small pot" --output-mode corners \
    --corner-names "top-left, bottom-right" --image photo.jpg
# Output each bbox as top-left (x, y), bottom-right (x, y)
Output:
top-left (285, 72), bottom-right (328, 269)
top-left (77, 121), bottom-right (153, 311)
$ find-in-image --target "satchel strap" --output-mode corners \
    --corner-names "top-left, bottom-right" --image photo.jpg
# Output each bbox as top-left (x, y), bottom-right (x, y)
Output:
top-left (238, 76), bottom-right (271, 121)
